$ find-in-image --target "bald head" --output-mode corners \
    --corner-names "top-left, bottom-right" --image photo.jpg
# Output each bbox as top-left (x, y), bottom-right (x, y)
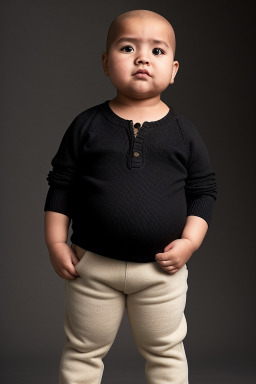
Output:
top-left (105, 9), bottom-right (176, 57)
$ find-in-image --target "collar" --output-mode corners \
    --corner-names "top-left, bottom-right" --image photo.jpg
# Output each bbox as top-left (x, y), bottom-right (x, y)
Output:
top-left (99, 99), bottom-right (177, 130)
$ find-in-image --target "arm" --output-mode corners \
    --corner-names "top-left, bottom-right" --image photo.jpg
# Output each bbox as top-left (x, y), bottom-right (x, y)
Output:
top-left (44, 211), bottom-right (80, 279)
top-left (155, 117), bottom-right (217, 274)
top-left (44, 115), bottom-right (86, 279)
top-left (44, 114), bottom-right (84, 217)
top-left (183, 117), bottom-right (217, 227)
top-left (181, 215), bottom-right (208, 251)
top-left (44, 210), bottom-right (70, 247)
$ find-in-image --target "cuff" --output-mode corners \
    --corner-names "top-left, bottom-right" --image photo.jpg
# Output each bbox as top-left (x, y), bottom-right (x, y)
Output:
top-left (187, 196), bottom-right (216, 227)
top-left (44, 187), bottom-right (73, 218)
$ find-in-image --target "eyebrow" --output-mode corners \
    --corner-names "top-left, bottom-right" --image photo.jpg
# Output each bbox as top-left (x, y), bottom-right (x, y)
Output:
top-left (116, 37), bottom-right (169, 49)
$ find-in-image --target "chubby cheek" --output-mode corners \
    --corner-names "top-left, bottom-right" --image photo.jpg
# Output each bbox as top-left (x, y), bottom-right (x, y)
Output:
top-left (108, 59), bottom-right (131, 84)
top-left (157, 66), bottom-right (173, 87)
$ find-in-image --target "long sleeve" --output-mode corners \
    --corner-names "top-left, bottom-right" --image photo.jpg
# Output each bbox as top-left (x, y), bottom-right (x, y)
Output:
top-left (44, 115), bottom-right (85, 218)
top-left (179, 116), bottom-right (217, 227)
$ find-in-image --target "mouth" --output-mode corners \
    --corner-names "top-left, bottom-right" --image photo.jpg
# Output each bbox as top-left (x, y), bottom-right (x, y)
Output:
top-left (133, 69), bottom-right (151, 77)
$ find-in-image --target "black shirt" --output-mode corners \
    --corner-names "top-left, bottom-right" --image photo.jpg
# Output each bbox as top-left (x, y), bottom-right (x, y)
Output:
top-left (44, 100), bottom-right (217, 262)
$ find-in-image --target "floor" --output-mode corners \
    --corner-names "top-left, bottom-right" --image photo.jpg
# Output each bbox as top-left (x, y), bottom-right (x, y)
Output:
top-left (1, 365), bottom-right (255, 384)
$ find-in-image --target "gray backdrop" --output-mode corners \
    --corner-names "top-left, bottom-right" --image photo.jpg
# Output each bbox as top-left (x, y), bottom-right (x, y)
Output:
top-left (1, 0), bottom-right (255, 383)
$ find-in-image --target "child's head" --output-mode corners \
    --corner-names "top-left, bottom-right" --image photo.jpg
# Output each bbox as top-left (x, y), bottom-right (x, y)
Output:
top-left (102, 9), bottom-right (179, 101)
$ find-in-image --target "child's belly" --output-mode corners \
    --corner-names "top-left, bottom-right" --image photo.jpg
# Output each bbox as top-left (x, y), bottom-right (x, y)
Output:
top-left (71, 178), bottom-right (187, 262)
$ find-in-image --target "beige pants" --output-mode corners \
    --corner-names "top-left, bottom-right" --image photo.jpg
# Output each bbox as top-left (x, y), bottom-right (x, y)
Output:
top-left (59, 244), bottom-right (189, 384)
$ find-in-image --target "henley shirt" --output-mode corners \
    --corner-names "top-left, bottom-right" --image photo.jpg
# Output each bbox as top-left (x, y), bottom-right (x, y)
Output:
top-left (44, 99), bottom-right (217, 263)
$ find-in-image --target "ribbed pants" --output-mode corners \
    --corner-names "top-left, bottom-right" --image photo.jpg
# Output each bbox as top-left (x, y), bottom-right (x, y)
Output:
top-left (59, 244), bottom-right (189, 384)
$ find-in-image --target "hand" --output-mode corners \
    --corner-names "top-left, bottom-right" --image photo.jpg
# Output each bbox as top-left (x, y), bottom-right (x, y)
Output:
top-left (155, 238), bottom-right (195, 275)
top-left (48, 242), bottom-right (80, 280)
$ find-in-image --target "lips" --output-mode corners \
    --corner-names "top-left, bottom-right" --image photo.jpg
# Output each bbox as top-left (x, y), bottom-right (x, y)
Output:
top-left (133, 69), bottom-right (151, 76)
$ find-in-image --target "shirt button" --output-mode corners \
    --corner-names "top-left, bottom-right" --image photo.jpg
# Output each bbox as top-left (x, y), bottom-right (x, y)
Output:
top-left (133, 152), bottom-right (140, 157)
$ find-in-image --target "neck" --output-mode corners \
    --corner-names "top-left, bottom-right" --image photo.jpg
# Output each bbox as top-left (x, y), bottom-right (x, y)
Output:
top-left (110, 94), bottom-right (163, 110)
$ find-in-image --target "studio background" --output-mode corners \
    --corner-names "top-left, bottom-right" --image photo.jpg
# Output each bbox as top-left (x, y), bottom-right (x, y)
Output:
top-left (1, 1), bottom-right (255, 383)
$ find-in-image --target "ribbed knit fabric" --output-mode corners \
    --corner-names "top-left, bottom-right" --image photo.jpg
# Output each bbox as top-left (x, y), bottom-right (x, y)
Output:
top-left (44, 100), bottom-right (217, 262)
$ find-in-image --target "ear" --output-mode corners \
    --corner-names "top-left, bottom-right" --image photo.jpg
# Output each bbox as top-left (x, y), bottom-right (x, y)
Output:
top-left (170, 60), bottom-right (179, 84)
top-left (102, 52), bottom-right (109, 76)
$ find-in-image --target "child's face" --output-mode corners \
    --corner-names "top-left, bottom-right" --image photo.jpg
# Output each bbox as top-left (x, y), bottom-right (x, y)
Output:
top-left (102, 16), bottom-right (179, 100)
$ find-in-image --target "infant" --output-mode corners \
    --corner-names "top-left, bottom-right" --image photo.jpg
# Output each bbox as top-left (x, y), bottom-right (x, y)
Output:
top-left (44, 9), bottom-right (217, 384)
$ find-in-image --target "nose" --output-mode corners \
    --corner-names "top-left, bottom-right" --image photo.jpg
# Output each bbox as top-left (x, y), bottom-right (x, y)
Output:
top-left (135, 57), bottom-right (150, 66)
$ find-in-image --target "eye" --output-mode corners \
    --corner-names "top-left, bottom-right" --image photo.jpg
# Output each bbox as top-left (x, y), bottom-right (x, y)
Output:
top-left (120, 45), bottom-right (134, 53)
top-left (152, 48), bottom-right (165, 55)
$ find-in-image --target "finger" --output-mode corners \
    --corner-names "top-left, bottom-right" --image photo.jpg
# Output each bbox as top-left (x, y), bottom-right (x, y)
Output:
top-left (66, 264), bottom-right (80, 277)
top-left (65, 251), bottom-right (80, 276)
top-left (71, 254), bottom-right (80, 266)
top-left (155, 256), bottom-right (168, 263)
top-left (155, 254), bottom-right (167, 261)
top-left (69, 249), bottom-right (80, 265)
top-left (168, 268), bottom-right (179, 275)
top-left (159, 263), bottom-right (176, 272)
top-left (166, 263), bottom-right (178, 270)
top-left (160, 259), bottom-right (175, 267)
top-left (57, 269), bottom-right (76, 280)
top-left (156, 258), bottom-right (175, 268)
top-left (157, 263), bottom-right (174, 273)
top-left (156, 253), bottom-right (173, 262)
